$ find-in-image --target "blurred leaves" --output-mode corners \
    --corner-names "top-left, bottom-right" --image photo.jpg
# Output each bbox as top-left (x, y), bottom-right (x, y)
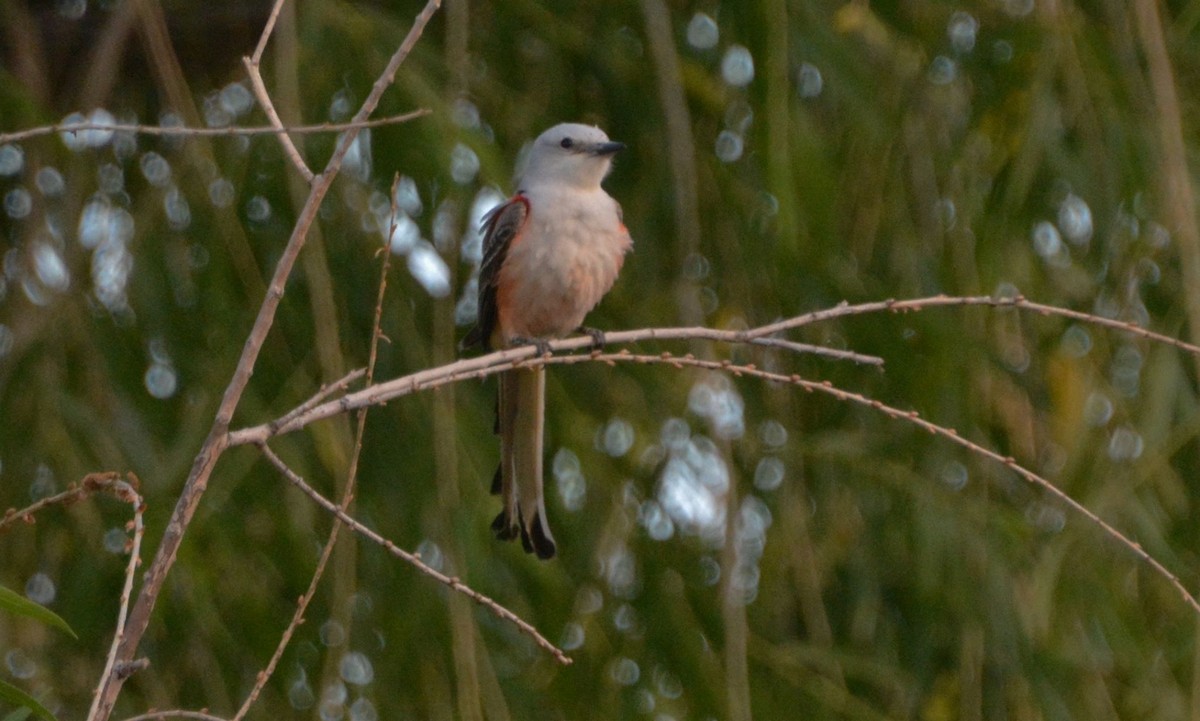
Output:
top-left (0, 686), bottom-right (49, 721)
top-left (0, 586), bottom-right (75, 640)
top-left (0, 584), bottom-right (72, 721)
top-left (1, 0), bottom-right (1200, 719)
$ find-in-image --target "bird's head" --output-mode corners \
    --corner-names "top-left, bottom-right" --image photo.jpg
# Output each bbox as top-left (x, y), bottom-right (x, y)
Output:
top-left (519, 123), bottom-right (625, 190)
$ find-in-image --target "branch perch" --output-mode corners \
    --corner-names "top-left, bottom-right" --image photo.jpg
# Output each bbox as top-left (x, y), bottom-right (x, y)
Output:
top-left (228, 293), bottom-right (1200, 446)
top-left (219, 294), bottom-right (1200, 622)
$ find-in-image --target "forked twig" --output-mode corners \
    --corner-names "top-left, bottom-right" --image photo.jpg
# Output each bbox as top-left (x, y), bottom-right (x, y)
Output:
top-left (270, 368), bottom-right (367, 434)
top-left (232, 177), bottom-right (400, 719)
top-left (243, 0), bottom-right (312, 179)
top-left (242, 63), bottom-right (312, 180)
top-left (1, 471), bottom-right (149, 721)
top-left (221, 294), bottom-right (1200, 621)
top-left (90, 2), bottom-right (443, 718)
top-left (228, 294), bottom-right (1200, 446)
top-left (250, 0), bottom-right (289, 64)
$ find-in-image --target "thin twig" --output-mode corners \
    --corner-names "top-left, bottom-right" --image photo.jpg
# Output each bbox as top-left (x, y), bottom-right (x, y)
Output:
top-left (250, 0), bottom-right (289, 65)
top-left (748, 294), bottom-right (1200, 355)
top-left (270, 367), bottom-right (366, 433)
top-left (228, 343), bottom-right (564, 443)
top-left (225, 333), bottom-right (885, 444)
top-left (242, 53), bottom-right (313, 181)
top-left (257, 442), bottom-right (573, 665)
top-left (0, 111), bottom-right (429, 145)
top-left (87, 474), bottom-right (146, 721)
top-left (228, 294), bottom-right (1200, 446)
top-left (550, 351), bottom-right (1200, 617)
top-left (219, 291), bottom-right (1200, 621)
top-left (233, 177), bottom-right (399, 719)
top-left (748, 337), bottom-right (883, 365)
top-left (243, 0), bottom-right (312, 180)
top-left (527, 350), bottom-right (1200, 616)
top-left (361, 178), bottom-right (398, 383)
top-left (3, 471), bottom-right (148, 721)
top-left (90, 3), bottom-right (442, 718)
top-left (1, 471), bottom-right (141, 532)
top-left (123, 712), bottom-right (229, 721)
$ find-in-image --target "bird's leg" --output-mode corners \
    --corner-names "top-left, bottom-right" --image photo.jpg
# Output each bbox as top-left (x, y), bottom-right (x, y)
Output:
top-left (577, 326), bottom-right (606, 351)
top-left (509, 335), bottom-right (553, 357)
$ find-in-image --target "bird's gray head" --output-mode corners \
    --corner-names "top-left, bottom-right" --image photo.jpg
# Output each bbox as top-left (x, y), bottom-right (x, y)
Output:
top-left (518, 123), bottom-right (625, 190)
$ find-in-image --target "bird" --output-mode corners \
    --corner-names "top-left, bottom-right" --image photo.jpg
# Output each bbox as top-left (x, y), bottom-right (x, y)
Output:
top-left (462, 123), bottom-right (633, 559)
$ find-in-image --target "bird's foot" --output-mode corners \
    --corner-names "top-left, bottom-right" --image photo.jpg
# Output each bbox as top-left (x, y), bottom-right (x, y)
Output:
top-left (578, 326), bottom-right (606, 351)
top-left (510, 335), bottom-right (553, 357)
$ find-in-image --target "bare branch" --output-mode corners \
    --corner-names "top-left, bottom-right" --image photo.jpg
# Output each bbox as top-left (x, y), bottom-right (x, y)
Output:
top-left (0, 111), bottom-right (429, 145)
top-left (219, 294), bottom-right (1200, 623)
top-left (250, 0), bottom-right (289, 65)
top-left (1, 471), bottom-right (142, 532)
top-left (89, 2), bottom-right (443, 718)
top-left (88, 475), bottom-right (146, 721)
top-left (257, 442), bottom-right (573, 665)
top-left (270, 367), bottom-right (367, 433)
top-left (748, 294), bottom-right (1200, 355)
top-left (233, 177), bottom-right (399, 720)
top-left (552, 351), bottom-right (1200, 617)
top-left (245, 0), bottom-right (318, 180)
top-left (122, 712), bottom-right (229, 721)
top-left (229, 294), bottom-right (1200, 446)
top-left (242, 53), bottom-right (314, 180)
top-left (748, 337), bottom-right (883, 365)
top-left (0, 471), bottom-right (148, 719)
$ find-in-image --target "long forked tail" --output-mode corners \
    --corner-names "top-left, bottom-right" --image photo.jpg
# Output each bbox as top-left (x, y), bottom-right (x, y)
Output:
top-left (491, 366), bottom-right (556, 559)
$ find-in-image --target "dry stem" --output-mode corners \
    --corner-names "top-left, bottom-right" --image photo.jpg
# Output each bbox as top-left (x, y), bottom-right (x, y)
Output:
top-left (231, 176), bottom-right (400, 719)
top-left (256, 442), bottom-right (573, 665)
top-left (1, 471), bottom-right (141, 532)
top-left (88, 2), bottom-right (443, 717)
top-left (217, 294), bottom-right (1200, 621)
top-left (229, 294), bottom-right (1198, 446)
top-left (87, 475), bottom-right (146, 721)
top-left (0, 111), bottom-right (429, 145)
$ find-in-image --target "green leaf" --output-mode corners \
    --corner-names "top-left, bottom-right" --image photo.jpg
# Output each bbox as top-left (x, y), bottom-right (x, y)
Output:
top-left (2, 704), bottom-right (33, 721)
top-left (0, 586), bottom-right (76, 640)
top-left (0, 680), bottom-right (54, 721)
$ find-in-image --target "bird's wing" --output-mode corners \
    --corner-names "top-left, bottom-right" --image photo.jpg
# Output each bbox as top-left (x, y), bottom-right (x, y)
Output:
top-left (461, 194), bottom-right (530, 351)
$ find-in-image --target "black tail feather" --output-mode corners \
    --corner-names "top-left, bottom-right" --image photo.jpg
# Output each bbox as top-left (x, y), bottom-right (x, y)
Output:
top-left (489, 507), bottom-right (557, 559)
top-left (491, 511), bottom-right (518, 541)
top-left (526, 512), bottom-right (557, 559)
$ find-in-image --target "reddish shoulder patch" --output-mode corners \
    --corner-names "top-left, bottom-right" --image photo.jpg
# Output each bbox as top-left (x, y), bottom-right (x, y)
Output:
top-left (496, 194), bottom-right (532, 248)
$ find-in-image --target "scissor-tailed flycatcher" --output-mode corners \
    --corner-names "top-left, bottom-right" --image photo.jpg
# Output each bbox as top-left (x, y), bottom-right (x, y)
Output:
top-left (462, 123), bottom-right (632, 559)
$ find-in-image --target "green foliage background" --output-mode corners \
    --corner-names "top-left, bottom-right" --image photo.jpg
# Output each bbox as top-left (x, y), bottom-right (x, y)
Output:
top-left (2, 0), bottom-right (1200, 719)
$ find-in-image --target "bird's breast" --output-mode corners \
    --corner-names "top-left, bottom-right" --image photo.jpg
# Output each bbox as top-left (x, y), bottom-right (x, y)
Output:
top-left (496, 188), bottom-right (632, 342)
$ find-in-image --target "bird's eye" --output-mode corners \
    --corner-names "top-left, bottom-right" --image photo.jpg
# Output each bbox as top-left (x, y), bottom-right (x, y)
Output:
top-left (560, 137), bottom-right (574, 149)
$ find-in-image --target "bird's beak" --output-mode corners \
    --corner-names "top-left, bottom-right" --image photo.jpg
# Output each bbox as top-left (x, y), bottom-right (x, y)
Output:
top-left (590, 141), bottom-right (626, 156)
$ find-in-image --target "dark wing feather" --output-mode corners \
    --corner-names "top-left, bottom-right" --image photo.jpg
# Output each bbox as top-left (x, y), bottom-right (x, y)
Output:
top-left (461, 195), bottom-right (529, 351)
